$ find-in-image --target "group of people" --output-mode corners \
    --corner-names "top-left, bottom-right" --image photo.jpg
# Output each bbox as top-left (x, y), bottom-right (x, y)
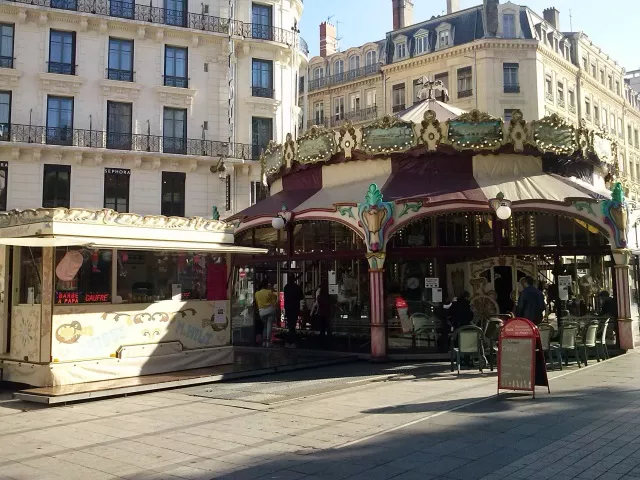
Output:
top-left (253, 276), bottom-right (331, 348)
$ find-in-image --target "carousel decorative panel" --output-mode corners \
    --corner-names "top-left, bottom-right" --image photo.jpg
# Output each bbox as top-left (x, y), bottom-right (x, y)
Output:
top-left (530, 114), bottom-right (577, 155)
top-left (360, 115), bottom-right (415, 155)
top-left (446, 110), bottom-right (503, 151)
top-left (261, 141), bottom-right (284, 177)
top-left (296, 125), bottom-right (336, 164)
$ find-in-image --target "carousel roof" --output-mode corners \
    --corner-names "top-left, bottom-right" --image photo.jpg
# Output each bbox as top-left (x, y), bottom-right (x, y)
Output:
top-left (396, 98), bottom-right (466, 123)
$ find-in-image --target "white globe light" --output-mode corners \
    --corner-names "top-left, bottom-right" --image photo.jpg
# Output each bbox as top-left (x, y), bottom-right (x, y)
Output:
top-left (271, 216), bottom-right (286, 230)
top-left (495, 204), bottom-right (512, 220)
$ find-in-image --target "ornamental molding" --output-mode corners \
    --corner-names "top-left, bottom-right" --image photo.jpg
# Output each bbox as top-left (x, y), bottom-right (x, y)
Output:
top-left (155, 85), bottom-right (196, 107)
top-left (0, 68), bottom-right (21, 89)
top-left (246, 96), bottom-right (281, 114)
top-left (39, 72), bottom-right (84, 95)
top-left (0, 207), bottom-right (234, 233)
top-left (100, 79), bottom-right (142, 100)
top-left (577, 70), bottom-right (626, 108)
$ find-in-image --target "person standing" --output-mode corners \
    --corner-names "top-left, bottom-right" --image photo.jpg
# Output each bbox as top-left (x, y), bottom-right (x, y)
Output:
top-left (516, 276), bottom-right (545, 325)
top-left (283, 276), bottom-right (303, 348)
top-left (449, 291), bottom-right (474, 330)
top-left (254, 280), bottom-right (277, 347)
top-left (312, 284), bottom-right (331, 346)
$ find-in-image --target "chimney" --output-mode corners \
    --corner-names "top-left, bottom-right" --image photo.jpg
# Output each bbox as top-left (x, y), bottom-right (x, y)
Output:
top-left (319, 22), bottom-right (337, 58)
top-left (392, 0), bottom-right (414, 30)
top-left (447, 0), bottom-right (459, 14)
top-left (483, 0), bottom-right (499, 37)
top-left (543, 7), bottom-right (560, 30)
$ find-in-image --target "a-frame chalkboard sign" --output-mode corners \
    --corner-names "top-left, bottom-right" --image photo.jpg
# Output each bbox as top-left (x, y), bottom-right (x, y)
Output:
top-left (497, 318), bottom-right (550, 398)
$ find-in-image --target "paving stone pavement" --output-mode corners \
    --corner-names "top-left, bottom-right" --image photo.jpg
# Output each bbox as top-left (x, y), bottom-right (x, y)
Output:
top-left (1, 352), bottom-right (640, 479)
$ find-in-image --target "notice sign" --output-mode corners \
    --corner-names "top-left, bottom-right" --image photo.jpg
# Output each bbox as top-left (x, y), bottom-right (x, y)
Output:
top-left (498, 318), bottom-right (550, 398)
top-left (425, 278), bottom-right (439, 288)
top-left (559, 275), bottom-right (571, 301)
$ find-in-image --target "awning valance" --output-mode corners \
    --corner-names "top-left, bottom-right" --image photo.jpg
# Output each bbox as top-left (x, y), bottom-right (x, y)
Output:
top-left (0, 236), bottom-right (267, 254)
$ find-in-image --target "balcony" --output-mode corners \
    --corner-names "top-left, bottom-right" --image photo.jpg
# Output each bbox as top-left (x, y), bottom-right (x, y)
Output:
top-left (107, 68), bottom-right (134, 82)
top-left (252, 86), bottom-right (274, 99)
top-left (4, 0), bottom-right (306, 52)
top-left (545, 91), bottom-right (554, 103)
top-left (569, 104), bottom-right (576, 114)
top-left (503, 84), bottom-right (520, 93)
top-left (458, 89), bottom-right (473, 99)
top-left (164, 75), bottom-right (188, 88)
top-left (0, 123), bottom-right (254, 159)
top-left (344, 106), bottom-right (378, 123)
top-left (48, 61), bottom-right (75, 75)
top-left (392, 104), bottom-right (405, 113)
top-left (558, 98), bottom-right (566, 108)
top-left (308, 63), bottom-right (382, 92)
top-left (0, 56), bottom-right (13, 69)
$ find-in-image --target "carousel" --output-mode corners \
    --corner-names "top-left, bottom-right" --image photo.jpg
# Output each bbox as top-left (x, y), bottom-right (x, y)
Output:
top-left (229, 82), bottom-right (639, 358)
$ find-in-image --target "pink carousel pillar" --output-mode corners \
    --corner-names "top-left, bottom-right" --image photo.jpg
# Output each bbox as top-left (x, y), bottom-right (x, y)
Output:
top-left (613, 249), bottom-right (639, 349)
top-left (358, 183), bottom-right (394, 361)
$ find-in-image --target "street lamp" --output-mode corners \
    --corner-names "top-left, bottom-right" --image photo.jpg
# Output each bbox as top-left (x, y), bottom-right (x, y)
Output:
top-left (489, 192), bottom-right (512, 220)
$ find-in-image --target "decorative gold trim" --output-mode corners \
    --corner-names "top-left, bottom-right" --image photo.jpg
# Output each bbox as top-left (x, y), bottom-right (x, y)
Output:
top-left (418, 109), bottom-right (442, 152)
top-left (0, 208), bottom-right (232, 233)
top-left (295, 125), bottom-right (336, 164)
top-left (261, 140), bottom-right (284, 177)
top-left (360, 115), bottom-right (415, 155)
top-left (337, 120), bottom-right (358, 158)
top-left (530, 113), bottom-right (577, 155)
top-left (445, 109), bottom-right (503, 151)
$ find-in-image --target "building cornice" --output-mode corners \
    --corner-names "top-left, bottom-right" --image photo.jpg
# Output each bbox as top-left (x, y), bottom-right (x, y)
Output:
top-left (578, 70), bottom-right (625, 109)
top-left (304, 75), bottom-right (381, 98)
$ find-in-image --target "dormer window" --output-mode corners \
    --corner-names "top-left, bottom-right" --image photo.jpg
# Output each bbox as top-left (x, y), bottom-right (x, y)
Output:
top-left (439, 30), bottom-right (450, 48)
top-left (396, 42), bottom-right (407, 60)
top-left (333, 59), bottom-right (344, 75)
top-left (313, 67), bottom-right (323, 79)
top-left (349, 55), bottom-right (360, 71)
top-left (503, 13), bottom-right (516, 38)
top-left (415, 34), bottom-right (428, 55)
top-left (365, 50), bottom-right (377, 66)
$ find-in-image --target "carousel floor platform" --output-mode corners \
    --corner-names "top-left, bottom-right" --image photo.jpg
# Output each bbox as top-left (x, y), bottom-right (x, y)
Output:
top-left (12, 348), bottom-right (358, 405)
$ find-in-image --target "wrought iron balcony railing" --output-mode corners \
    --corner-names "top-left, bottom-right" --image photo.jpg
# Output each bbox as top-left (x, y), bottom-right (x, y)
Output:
top-left (392, 104), bottom-right (405, 113)
top-left (0, 56), bottom-right (13, 69)
top-left (2, 0), bottom-right (306, 52)
top-left (252, 86), bottom-right (274, 98)
top-left (308, 63), bottom-right (382, 92)
top-left (0, 123), bottom-right (254, 159)
top-left (458, 89), bottom-right (473, 99)
top-left (106, 68), bottom-right (134, 82)
top-left (164, 75), bottom-right (189, 88)
top-left (48, 61), bottom-right (75, 75)
top-left (503, 83), bottom-right (520, 93)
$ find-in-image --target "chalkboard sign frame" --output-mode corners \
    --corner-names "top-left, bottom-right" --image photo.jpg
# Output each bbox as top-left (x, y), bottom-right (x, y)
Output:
top-left (498, 337), bottom-right (535, 393)
top-left (497, 318), bottom-right (550, 398)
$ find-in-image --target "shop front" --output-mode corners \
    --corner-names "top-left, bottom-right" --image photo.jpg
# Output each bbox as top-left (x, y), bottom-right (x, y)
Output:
top-left (0, 208), bottom-right (266, 386)
top-left (230, 107), bottom-right (639, 357)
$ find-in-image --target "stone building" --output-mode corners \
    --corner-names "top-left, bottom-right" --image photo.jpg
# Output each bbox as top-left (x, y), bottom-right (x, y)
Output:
top-left (299, 0), bottom-right (640, 201)
top-left (0, 0), bottom-right (307, 217)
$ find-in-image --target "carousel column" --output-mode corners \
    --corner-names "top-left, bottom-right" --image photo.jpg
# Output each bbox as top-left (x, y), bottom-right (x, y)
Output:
top-left (613, 249), bottom-right (638, 349)
top-left (358, 183), bottom-right (394, 361)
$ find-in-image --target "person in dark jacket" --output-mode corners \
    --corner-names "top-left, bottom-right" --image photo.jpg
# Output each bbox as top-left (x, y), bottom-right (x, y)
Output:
top-left (283, 276), bottom-right (303, 348)
top-left (449, 291), bottom-right (474, 330)
top-left (598, 291), bottom-right (618, 319)
top-left (516, 276), bottom-right (545, 324)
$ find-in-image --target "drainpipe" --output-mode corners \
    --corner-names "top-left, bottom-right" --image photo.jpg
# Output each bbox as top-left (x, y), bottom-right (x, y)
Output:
top-left (382, 69), bottom-right (387, 115)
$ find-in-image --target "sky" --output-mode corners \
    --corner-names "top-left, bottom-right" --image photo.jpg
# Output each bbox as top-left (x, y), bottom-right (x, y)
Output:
top-left (299, 0), bottom-right (640, 71)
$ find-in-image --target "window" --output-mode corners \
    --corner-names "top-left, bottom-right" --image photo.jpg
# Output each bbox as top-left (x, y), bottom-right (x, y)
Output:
top-left (54, 248), bottom-right (112, 304)
top-left (110, 0), bottom-right (134, 18)
top-left (591, 64), bottom-right (596, 78)
top-left (252, 117), bottom-right (272, 160)
top-left (108, 38), bottom-right (133, 81)
top-left (619, 118), bottom-right (623, 137)
top-left (104, 168), bottom-right (130, 212)
top-left (457, 66), bottom-right (473, 98)
top-left (49, 30), bottom-right (75, 75)
top-left (164, 0), bottom-right (187, 27)
top-left (628, 125), bottom-right (632, 144)
top-left (611, 113), bottom-right (616, 133)
top-left (582, 57), bottom-right (587, 70)
top-left (438, 30), bottom-right (450, 48)
top-left (313, 67), bottom-right (323, 79)
top-left (392, 83), bottom-right (405, 112)
top-left (503, 13), bottom-right (516, 38)
top-left (106, 101), bottom-right (132, 150)
top-left (0, 24), bottom-right (14, 68)
top-left (603, 109), bottom-right (608, 126)
top-left (545, 75), bottom-right (552, 95)
top-left (43, 164), bottom-right (71, 208)
top-left (0, 161), bottom-right (7, 211)
top-left (334, 96), bottom-right (345, 120)
top-left (365, 89), bottom-right (376, 107)
top-left (46, 96), bottom-right (73, 145)
top-left (594, 105), bottom-right (599, 124)
top-left (0, 91), bottom-right (11, 141)
top-left (19, 247), bottom-right (42, 305)
top-left (333, 59), bottom-right (344, 80)
top-left (504, 109), bottom-right (515, 123)
top-left (616, 81), bottom-right (621, 95)
top-left (116, 251), bottom-right (217, 302)
top-left (600, 69), bottom-right (605, 84)
top-left (250, 181), bottom-right (267, 206)
top-left (349, 92), bottom-right (360, 112)
top-left (435, 72), bottom-right (449, 91)
top-left (348, 55), bottom-right (359, 71)
top-left (635, 129), bottom-right (639, 148)
top-left (164, 46), bottom-right (188, 88)
top-left (365, 50), bottom-right (377, 67)
top-left (395, 43), bottom-right (406, 59)
top-left (585, 98), bottom-right (591, 119)
top-left (415, 35), bottom-right (428, 55)
top-left (161, 171), bottom-right (185, 217)
top-left (313, 102), bottom-right (324, 125)
top-left (412, 78), bottom-right (422, 103)
top-left (503, 63), bottom-right (519, 92)
top-left (163, 107), bottom-right (186, 154)
top-left (557, 81), bottom-right (564, 104)
top-left (608, 75), bottom-right (613, 90)
top-left (568, 89), bottom-right (575, 108)
top-left (252, 59), bottom-right (273, 98)
top-left (252, 3), bottom-right (273, 41)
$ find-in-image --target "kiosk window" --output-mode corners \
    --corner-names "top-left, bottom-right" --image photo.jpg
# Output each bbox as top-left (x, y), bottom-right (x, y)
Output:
top-left (54, 248), bottom-right (112, 304)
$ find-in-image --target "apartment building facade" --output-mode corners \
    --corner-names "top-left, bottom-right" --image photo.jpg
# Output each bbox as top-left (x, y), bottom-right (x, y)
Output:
top-left (0, 0), bottom-right (307, 218)
top-left (299, 1), bottom-right (640, 200)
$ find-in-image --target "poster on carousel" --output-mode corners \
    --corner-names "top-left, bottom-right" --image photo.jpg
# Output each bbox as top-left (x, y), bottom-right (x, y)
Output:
top-left (497, 317), bottom-right (550, 398)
